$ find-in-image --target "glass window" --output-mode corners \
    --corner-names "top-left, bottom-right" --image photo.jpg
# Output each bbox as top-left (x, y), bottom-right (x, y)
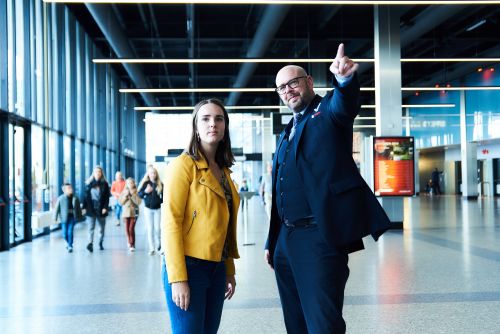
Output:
top-left (7, 0), bottom-right (15, 112)
top-left (84, 142), bottom-right (91, 181)
top-left (48, 130), bottom-right (59, 210)
top-left (31, 125), bottom-right (44, 213)
top-left (75, 139), bottom-right (82, 197)
top-left (14, 0), bottom-right (27, 116)
top-left (0, 2), bottom-right (7, 110)
top-left (93, 144), bottom-right (98, 167)
top-left (9, 124), bottom-right (25, 244)
top-left (63, 135), bottom-right (71, 183)
top-left (31, 125), bottom-right (44, 237)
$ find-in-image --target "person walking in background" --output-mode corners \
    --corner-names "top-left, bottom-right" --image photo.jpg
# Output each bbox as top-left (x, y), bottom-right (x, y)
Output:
top-left (82, 166), bottom-right (111, 253)
top-left (162, 98), bottom-right (240, 334)
top-left (111, 171), bottom-right (126, 226)
top-left (138, 165), bottom-right (163, 255)
top-left (264, 44), bottom-right (391, 333)
top-left (239, 179), bottom-right (249, 192)
top-left (260, 162), bottom-right (273, 219)
top-left (119, 177), bottom-right (141, 252)
top-left (54, 183), bottom-right (83, 253)
top-left (431, 167), bottom-right (443, 195)
top-left (239, 179), bottom-right (250, 211)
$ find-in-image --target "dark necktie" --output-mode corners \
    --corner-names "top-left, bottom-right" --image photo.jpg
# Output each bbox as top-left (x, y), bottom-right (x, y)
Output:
top-left (289, 112), bottom-right (303, 141)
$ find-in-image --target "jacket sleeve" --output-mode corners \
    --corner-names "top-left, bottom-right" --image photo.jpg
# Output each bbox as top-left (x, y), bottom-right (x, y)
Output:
top-left (118, 192), bottom-right (129, 205)
top-left (225, 258), bottom-right (235, 276)
top-left (162, 156), bottom-right (192, 283)
top-left (104, 183), bottom-right (111, 208)
top-left (130, 193), bottom-right (142, 206)
top-left (75, 198), bottom-right (83, 221)
top-left (54, 198), bottom-right (61, 222)
top-left (138, 183), bottom-right (147, 198)
top-left (81, 186), bottom-right (89, 210)
top-left (326, 72), bottom-right (360, 127)
top-left (159, 182), bottom-right (164, 203)
top-left (110, 182), bottom-right (117, 197)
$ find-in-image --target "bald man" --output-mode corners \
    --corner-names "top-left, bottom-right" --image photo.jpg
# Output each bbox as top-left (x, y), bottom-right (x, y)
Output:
top-left (265, 44), bottom-right (391, 333)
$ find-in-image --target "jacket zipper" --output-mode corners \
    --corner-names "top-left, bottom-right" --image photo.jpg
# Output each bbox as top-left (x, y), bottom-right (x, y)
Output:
top-left (186, 210), bottom-right (197, 235)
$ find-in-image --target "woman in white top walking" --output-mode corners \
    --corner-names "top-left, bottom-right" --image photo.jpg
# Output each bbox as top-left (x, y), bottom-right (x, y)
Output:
top-left (138, 165), bottom-right (164, 255)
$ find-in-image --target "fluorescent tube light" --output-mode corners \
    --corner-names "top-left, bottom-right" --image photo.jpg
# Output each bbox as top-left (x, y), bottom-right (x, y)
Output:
top-left (93, 57), bottom-right (500, 64)
top-left (134, 104), bottom-right (455, 111)
top-left (42, 1), bottom-right (500, 6)
top-left (465, 19), bottom-right (487, 32)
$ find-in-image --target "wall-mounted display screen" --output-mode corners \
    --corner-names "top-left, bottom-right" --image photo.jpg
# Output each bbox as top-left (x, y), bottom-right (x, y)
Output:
top-left (373, 137), bottom-right (415, 196)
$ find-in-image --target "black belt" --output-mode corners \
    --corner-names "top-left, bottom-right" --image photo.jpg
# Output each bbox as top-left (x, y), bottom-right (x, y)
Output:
top-left (283, 217), bottom-right (317, 228)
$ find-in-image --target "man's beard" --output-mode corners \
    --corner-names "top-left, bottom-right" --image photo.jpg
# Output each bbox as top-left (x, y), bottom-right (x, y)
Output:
top-left (287, 95), bottom-right (307, 112)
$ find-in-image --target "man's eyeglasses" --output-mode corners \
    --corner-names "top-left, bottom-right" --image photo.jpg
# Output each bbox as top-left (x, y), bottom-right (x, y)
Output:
top-left (275, 76), bottom-right (307, 95)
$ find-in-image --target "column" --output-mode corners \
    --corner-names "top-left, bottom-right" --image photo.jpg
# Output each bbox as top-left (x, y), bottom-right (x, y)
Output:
top-left (460, 90), bottom-right (478, 199)
top-left (0, 0), bottom-right (7, 110)
top-left (374, 6), bottom-right (404, 226)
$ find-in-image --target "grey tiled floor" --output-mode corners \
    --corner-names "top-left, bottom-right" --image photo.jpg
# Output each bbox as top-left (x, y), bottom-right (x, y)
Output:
top-left (1, 196), bottom-right (499, 333)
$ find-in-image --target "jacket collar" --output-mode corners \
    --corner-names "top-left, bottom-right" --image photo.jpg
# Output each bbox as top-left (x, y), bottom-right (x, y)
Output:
top-left (192, 151), bottom-right (233, 174)
top-left (293, 94), bottom-right (322, 160)
top-left (192, 152), bottom-right (234, 198)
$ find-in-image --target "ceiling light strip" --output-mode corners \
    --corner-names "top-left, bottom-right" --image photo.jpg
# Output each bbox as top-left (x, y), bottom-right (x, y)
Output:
top-left (94, 58), bottom-right (373, 64)
top-left (403, 87), bottom-right (500, 91)
top-left (42, 1), bottom-right (500, 6)
top-left (134, 104), bottom-right (454, 111)
top-left (93, 58), bottom-right (500, 64)
top-left (122, 86), bottom-right (499, 94)
top-left (403, 104), bottom-right (456, 107)
top-left (120, 88), bottom-right (276, 93)
top-left (402, 58), bottom-right (500, 62)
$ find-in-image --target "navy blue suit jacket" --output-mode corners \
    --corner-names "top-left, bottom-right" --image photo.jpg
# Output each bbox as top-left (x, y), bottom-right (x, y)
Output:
top-left (267, 74), bottom-right (391, 261)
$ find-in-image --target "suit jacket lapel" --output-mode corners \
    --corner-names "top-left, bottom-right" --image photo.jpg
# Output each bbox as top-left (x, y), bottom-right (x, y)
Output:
top-left (272, 124), bottom-right (291, 189)
top-left (294, 95), bottom-right (322, 160)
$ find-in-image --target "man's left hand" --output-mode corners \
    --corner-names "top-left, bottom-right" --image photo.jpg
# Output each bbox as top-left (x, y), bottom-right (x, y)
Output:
top-left (329, 43), bottom-right (358, 78)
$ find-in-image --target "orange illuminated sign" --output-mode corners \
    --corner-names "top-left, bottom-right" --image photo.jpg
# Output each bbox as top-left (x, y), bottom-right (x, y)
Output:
top-left (373, 137), bottom-right (415, 196)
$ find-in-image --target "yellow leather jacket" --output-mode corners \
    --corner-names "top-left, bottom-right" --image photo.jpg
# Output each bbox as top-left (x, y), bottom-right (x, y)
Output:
top-left (162, 152), bottom-right (240, 283)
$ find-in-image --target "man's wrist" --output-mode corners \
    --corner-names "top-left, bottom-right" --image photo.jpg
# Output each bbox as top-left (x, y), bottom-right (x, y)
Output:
top-left (334, 73), bottom-right (353, 87)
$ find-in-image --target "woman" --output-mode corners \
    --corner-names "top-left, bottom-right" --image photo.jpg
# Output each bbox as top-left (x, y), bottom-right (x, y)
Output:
top-left (111, 171), bottom-right (126, 226)
top-left (82, 166), bottom-right (110, 253)
top-left (119, 177), bottom-right (141, 252)
top-left (138, 165), bottom-right (163, 255)
top-left (162, 98), bottom-right (240, 334)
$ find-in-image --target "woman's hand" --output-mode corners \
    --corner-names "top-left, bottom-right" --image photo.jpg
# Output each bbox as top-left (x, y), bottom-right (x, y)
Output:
top-left (225, 275), bottom-right (236, 300)
top-left (171, 281), bottom-right (190, 311)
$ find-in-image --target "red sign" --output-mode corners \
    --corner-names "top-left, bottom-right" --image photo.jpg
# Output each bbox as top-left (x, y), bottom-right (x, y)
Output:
top-left (373, 137), bottom-right (415, 196)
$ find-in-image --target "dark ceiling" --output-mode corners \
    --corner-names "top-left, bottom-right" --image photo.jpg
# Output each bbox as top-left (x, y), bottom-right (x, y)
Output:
top-left (67, 3), bottom-right (500, 115)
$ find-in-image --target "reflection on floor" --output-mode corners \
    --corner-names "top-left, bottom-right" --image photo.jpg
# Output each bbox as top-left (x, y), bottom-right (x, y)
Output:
top-left (1, 195), bottom-right (499, 333)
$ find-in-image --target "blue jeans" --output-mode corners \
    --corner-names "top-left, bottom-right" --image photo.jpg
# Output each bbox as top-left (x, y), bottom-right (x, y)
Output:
top-left (61, 217), bottom-right (75, 247)
top-left (114, 203), bottom-right (123, 221)
top-left (162, 256), bottom-right (226, 334)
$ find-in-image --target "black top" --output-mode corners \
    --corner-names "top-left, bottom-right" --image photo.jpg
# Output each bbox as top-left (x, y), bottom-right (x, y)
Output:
top-left (138, 181), bottom-right (164, 209)
top-left (82, 179), bottom-right (110, 217)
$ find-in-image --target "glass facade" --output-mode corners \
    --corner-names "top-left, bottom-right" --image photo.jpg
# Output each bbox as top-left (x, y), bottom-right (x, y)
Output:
top-left (407, 64), bottom-right (500, 149)
top-left (0, 1), bottom-right (146, 250)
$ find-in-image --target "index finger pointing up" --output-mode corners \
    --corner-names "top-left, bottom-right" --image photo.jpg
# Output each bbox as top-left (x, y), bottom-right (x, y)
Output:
top-left (335, 43), bottom-right (345, 60)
